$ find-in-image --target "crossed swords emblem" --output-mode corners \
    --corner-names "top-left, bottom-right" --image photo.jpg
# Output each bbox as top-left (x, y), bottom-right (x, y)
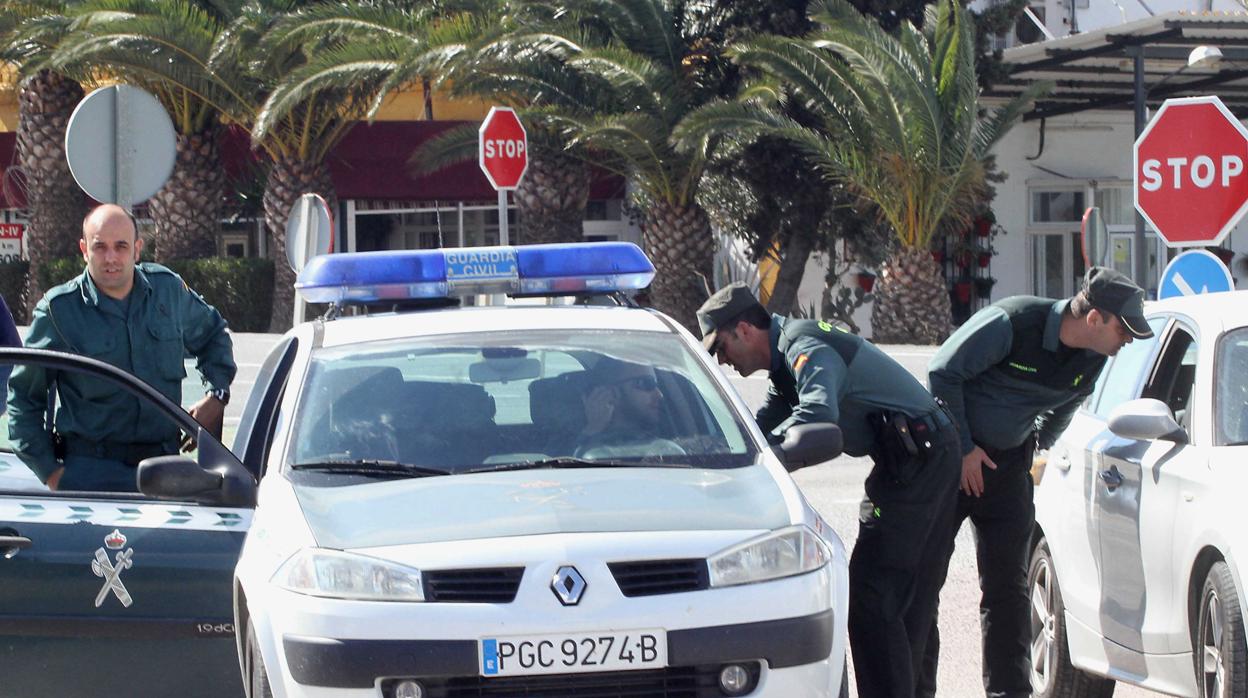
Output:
top-left (91, 546), bottom-right (134, 608)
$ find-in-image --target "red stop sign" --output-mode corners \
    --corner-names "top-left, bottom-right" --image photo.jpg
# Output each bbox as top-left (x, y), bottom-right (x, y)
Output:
top-left (1134, 96), bottom-right (1248, 247)
top-left (478, 106), bottom-right (528, 190)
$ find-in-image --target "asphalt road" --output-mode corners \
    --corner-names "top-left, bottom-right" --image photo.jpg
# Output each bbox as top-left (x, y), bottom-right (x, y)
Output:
top-left (217, 333), bottom-right (1165, 698)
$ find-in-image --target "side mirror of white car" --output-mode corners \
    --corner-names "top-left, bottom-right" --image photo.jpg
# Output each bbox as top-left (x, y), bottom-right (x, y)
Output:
top-left (1108, 398), bottom-right (1188, 444)
top-left (773, 423), bottom-right (844, 472)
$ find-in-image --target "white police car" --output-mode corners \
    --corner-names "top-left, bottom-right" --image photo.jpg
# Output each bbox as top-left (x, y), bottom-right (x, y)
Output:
top-left (137, 242), bottom-right (850, 698)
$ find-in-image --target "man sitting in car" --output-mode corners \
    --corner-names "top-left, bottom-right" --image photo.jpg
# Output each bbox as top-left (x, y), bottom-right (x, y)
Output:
top-left (563, 358), bottom-right (684, 458)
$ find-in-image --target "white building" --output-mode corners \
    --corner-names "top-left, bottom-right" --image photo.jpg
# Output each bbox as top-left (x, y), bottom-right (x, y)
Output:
top-left (797, 1), bottom-right (1248, 338)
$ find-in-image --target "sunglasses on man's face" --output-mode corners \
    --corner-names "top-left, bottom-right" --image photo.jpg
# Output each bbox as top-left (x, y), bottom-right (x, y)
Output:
top-left (619, 375), bottom-right (660, 392)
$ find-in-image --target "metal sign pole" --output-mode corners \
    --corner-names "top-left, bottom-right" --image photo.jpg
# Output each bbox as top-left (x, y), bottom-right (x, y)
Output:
top-left (498, 189), bottom-right (510, 246)
top-left (291, 196), bottom-right (311, 328)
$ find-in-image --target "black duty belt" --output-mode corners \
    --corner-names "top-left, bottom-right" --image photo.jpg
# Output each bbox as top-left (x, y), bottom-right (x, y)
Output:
top-left (63, 439), bottom-right (172, 466)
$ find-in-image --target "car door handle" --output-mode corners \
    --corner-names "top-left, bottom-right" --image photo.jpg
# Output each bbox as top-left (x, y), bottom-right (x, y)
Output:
top-left (0, 534), bottom-right (33, 558)
top-left (1099, 466), bottom-right (1124, 491)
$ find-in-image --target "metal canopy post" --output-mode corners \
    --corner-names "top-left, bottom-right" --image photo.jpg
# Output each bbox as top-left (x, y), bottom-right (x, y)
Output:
top-left (1132, 47), bottom-right (1149, 289)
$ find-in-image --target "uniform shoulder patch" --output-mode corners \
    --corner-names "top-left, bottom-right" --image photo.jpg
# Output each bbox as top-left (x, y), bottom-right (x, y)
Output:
top-left (793, 354), bottom-right (809, 373)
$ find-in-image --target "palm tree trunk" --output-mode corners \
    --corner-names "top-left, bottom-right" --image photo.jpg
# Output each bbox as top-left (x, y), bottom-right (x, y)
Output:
top-left (642, 200), bottom-right (713, 332)
top-left (263, 155), bottom-right (336, 332)
top-left (512, 150), bottom-right (590, 246)
top-left (147, 126), bottom-right (226, 261)
top-left (16, 70), bottom-right (86, 315)
top-left (765, 232), bottom-right (815, 315)
top-left (870, 246), bottom-right (951, 344)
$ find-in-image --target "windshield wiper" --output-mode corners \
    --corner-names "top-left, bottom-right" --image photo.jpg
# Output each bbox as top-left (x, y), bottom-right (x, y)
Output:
top-left (288, 459), bottom-right (452, 478)
top-left (468, 458), bottom-right (693, 474)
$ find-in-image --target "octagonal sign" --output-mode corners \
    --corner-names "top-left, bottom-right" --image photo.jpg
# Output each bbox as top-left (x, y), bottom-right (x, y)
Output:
top-left (479, 106), bottom-right (528, 191)
top-left (1135, 95), bottom-right (1248, 247)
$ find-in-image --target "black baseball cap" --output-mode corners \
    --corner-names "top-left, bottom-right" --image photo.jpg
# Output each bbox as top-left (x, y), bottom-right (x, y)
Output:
top-left (1082, 266), bottom-right (1153, 339)
top-left (696, 282), bottom-right (762, 352)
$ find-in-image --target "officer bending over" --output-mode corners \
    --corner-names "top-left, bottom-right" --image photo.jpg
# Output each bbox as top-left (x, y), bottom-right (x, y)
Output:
top-left (7, 204), bottom-right (237, 492)
top-left (919, 267), bottom-right (1151, 698)
top-left (697, 283), bottom-right (960, 698)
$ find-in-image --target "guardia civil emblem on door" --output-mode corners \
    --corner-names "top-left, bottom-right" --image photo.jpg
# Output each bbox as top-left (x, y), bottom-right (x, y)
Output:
top-left (91, 529), bottom-right (134, 608)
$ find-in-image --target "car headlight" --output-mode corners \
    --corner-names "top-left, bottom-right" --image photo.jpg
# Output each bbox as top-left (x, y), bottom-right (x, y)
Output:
top-left (708, 525), bottom-right (830, 588)
top-left (273, 548), bottom-right (425, 601)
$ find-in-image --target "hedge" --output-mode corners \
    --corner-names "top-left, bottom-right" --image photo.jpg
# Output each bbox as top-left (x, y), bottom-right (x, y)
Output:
top-left (0, 261), bottom-right (30, 325)
top-left (7, 257), bottom-right (275, 333)
top-left (164, 258), bottom-right (276, 333)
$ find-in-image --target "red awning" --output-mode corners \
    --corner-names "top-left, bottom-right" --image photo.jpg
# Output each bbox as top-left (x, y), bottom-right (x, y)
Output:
top-left (220, 121), bottom-right (625, 203)
top-left (1, 121), bottom-right (625, 210)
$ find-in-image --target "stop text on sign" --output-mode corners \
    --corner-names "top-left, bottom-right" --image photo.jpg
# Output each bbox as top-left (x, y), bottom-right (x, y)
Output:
top-left (482, 139), bottom-right (526, 159)
top-left (1133, 95), bottom-right (1248, 248)
top-left (1139, 155), bottom-right (1244, 191)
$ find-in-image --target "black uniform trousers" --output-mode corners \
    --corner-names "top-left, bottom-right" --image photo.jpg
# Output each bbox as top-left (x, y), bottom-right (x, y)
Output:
top-left (916, 436), bottom-right (1037, 698)
top-left (849, 422), bottom-right (960, 698)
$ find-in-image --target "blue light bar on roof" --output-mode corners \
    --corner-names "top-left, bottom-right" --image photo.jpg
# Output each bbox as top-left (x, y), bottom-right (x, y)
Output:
top-left (295, 242), bottom-right (655, 304)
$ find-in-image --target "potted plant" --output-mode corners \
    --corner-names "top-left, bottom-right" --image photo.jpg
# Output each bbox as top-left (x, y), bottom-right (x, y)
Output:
top-left (953, 280), bottom-right (973, 304)
top-left (977, 250), bottom-right (993, 268)
top-left (856, 270), bottom-right (877, 293)
top-left (974, 276), bottom-right (997, 299)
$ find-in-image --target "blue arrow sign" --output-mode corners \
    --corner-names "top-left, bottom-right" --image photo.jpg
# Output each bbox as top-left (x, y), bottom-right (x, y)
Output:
top-left (1158, 250), bottom-right (1235, 300)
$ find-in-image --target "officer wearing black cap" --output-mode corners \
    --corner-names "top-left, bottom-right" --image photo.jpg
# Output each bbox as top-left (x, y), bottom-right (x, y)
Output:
top-left (919, 266), bottom-right (1152, 698)
top-left (697, 282), bottom-right (961, 698)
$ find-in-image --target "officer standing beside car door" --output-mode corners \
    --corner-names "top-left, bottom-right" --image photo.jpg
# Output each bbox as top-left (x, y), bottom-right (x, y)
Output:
top-left (7, 204), bottom-right (236, 493)
top-left (919, 266), bottom-right (1152, 698)
top-left (697, 282), bottom-right (960, 698)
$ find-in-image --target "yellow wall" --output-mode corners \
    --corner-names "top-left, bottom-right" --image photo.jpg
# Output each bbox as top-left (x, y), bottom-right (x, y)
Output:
top-left (0, 67), bottom-right (492, 131)
top-left (0, 65), bottom-right (18, 131)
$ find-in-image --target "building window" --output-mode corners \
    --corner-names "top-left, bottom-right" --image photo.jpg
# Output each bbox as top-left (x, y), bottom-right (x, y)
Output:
top-left (1031, 189), bottom-right (1085, 224)
top-left (1028, 183), bottom-right (1169, 298)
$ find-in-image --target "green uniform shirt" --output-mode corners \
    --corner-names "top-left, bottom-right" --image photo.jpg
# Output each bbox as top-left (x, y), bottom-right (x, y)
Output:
top-left (928, 297), bottom-right (1107, 455)
top-left (7, 263), bottom-right (237, 481)
top-left (758, 316), bottom-right (939, 457)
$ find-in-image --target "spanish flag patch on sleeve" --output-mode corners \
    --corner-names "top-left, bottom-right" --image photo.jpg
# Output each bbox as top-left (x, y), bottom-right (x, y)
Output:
top-left (793, 354), bottom-right (809, 374)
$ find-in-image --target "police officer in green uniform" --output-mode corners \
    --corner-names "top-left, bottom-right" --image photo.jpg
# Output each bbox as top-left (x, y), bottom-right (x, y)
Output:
top-left (697, 283), bottom-right (960, 698)
top-left (7, 204), bottom-right (236, 493)
top-left (919, 267), bottom-right (1151, 698)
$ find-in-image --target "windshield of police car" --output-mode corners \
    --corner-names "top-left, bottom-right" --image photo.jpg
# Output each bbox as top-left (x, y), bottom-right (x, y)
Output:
top-left (287, 329), bottom-right (759, 476)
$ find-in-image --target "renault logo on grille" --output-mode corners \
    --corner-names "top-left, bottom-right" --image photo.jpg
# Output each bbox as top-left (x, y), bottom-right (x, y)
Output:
top-left (551, 566), bottom-right (586, 606)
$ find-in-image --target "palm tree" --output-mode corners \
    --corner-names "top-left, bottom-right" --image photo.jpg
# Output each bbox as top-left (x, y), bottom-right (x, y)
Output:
top-left (2, 1), bottom-right (87, 315)
top-left (256, 0), bottom-right (595, 248)
top-left (49, 0), bottom-right (239, 261)
top-left (472, 0), bottom-right (736, 330)
top-left (46, 0), bottom-right (389, 330)
top-left (677, 0), bottom-right (1048, 342)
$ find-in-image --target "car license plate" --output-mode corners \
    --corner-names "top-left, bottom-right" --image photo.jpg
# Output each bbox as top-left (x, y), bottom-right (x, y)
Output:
top-left (480, 629), bottom-right (666, 676)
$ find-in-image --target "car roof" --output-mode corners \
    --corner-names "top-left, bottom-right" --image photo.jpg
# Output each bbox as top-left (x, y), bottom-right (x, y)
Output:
top-left (1145, 289), bottom-right (1248, 333)
top-left (315, 304), bottom-right (678, 348)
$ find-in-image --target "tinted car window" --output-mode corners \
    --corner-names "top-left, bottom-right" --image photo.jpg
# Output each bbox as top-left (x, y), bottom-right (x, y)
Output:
top-left (287, 329), bottom-right (758, 479)
top-left (1216, 328), bottom-right (1248, 446)
top-left (1090, 316), bottom-right (1167, 419)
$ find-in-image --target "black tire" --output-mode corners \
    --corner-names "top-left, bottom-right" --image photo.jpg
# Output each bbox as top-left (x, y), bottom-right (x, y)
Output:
top-left (1029, 538), bottom-right (1116, 698)
top-left (1195, 561), bottom-right (1247, 698)
top-left (244, 624), bottom-right (274, 698)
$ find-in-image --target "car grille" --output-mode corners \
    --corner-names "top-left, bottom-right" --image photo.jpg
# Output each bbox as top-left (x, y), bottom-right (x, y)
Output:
top-left (423, 568), bottom-right (524, 603)
top-left (382, 664), bottom-right (756, 697)
top-left (609, 559), bottom-right (708, 597)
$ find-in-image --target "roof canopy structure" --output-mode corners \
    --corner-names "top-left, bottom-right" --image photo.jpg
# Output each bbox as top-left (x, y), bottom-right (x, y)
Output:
top-left (989, 11), bottom-right (1248, 121)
